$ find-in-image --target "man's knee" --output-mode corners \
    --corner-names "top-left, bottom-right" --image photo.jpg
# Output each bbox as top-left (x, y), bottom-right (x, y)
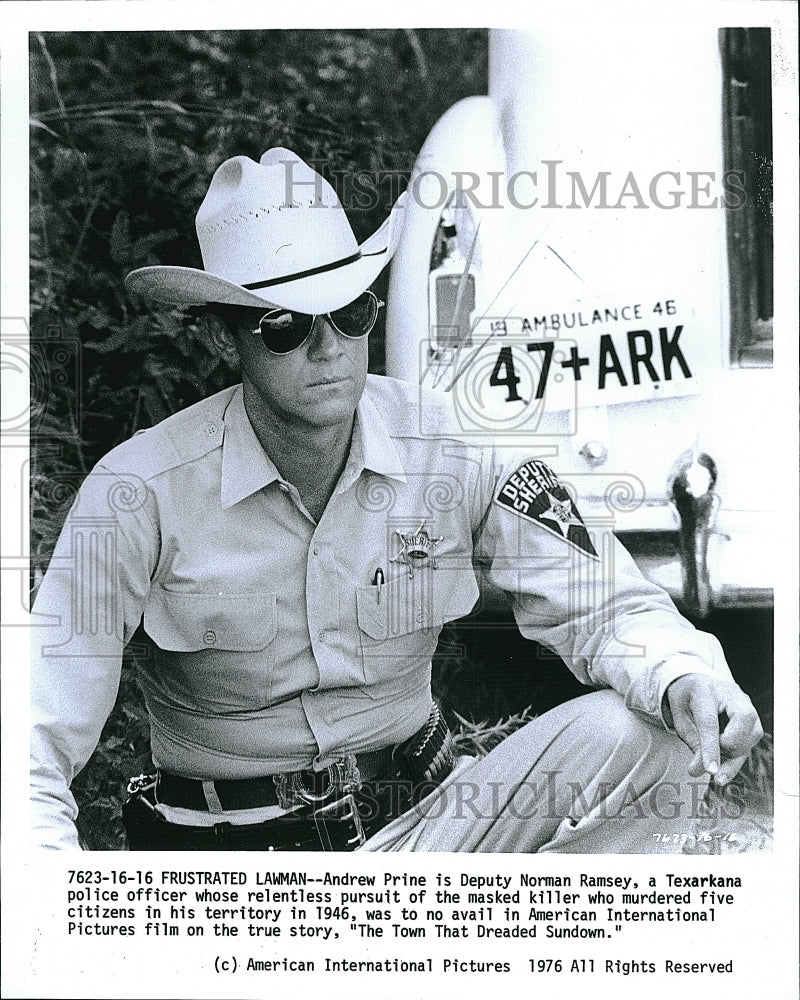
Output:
top-left (541, 692), bottom-right (703, 827)
top-left (543, 689), bottom-right (693, 780)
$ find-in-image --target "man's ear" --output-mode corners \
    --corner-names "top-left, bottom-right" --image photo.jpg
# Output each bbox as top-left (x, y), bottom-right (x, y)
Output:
top-left (197, 312), bottom-right (240, 368)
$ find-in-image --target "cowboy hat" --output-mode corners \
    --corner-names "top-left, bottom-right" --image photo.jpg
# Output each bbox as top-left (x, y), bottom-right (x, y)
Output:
top-left (125, 147), bottom-right (406, 314)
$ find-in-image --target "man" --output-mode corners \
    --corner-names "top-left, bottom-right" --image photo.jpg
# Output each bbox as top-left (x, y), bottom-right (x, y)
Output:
top-left (31, 148), bottom-right (762, 851)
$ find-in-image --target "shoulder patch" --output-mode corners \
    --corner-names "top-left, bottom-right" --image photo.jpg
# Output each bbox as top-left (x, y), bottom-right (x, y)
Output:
top-left (494, 459), bottom-right (599, 559)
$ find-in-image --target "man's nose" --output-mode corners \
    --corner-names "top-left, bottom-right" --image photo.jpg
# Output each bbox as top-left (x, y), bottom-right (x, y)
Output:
top-left (307, 315), bottom-right (343, 359)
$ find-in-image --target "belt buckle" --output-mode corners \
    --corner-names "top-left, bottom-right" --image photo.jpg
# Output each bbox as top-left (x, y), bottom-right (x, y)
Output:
top-left (313, 792), bottom-right (366, 851)
top-left (272, 754), bottom-right (362, 811)
top-left (127, 773), bottom-right (157, 796)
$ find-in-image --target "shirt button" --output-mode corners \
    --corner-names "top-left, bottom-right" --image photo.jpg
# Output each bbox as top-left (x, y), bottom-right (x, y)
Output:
top-left (203, 629), bottom-right (217, 645)
top-left (317, 628), bottom-right (328, 642)
top-left (206, 424), bottom-right (217, 436)
top-left (312, 545), bottom-right (320, 556)
top-left (278, 482), bottom-right (290, 492)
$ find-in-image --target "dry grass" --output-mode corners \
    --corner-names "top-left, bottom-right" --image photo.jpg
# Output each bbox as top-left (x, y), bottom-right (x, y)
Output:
top-left (451, 707), bottom-right (538, 757)
top-left (683, 732), bottom-right (774, 854)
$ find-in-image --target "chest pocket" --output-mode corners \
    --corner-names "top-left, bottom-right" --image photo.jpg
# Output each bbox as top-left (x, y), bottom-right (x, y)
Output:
top-left (143, 590), bottom-right (278, 711)
top-left (354, 568), bottom-right (479, 689)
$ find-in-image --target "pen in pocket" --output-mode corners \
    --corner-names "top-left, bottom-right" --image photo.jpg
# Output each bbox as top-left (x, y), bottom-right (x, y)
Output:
top-left (372, 567), bottom-right (385, 604)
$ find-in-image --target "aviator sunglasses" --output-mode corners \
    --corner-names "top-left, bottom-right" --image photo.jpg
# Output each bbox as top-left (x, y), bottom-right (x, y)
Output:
top-left (253, 290), bottom-right (384, 355)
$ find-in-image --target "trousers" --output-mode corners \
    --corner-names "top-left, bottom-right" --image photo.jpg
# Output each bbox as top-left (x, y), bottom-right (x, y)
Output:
top-left (360, 690), bottom-right (705, 854)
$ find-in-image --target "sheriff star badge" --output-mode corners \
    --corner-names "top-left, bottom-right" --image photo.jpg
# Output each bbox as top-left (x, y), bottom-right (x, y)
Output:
top-left (391, 521), bottom-right (443, 578)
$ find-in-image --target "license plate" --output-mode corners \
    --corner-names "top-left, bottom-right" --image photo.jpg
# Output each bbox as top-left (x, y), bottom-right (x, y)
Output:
top-left (422, 307), bottom-right (706, 433)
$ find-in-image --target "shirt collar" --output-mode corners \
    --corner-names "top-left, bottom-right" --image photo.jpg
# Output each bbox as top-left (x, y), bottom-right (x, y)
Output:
top-left (351, 387), bottom-right (407, 484)
top-left (220, 382), bottom-right (406, 510)
top-left (220, 386), bottom-right (282, 509)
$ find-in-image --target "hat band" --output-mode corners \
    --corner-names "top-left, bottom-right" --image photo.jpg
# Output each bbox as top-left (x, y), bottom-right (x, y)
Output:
top-left (242, 250), bottom-right (364, 291)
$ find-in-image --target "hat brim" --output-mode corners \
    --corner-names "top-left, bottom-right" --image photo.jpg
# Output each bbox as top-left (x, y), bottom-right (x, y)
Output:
top-left (126, 194), bottom-right (406, 315)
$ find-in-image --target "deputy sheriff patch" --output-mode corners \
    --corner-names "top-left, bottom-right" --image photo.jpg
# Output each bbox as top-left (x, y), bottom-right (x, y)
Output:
top-left (494, 460), bottom-right (599, 559)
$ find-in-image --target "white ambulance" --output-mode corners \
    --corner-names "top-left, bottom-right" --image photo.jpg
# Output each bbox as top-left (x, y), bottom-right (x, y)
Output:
top-left (386, 27), bottom-right (774, 618)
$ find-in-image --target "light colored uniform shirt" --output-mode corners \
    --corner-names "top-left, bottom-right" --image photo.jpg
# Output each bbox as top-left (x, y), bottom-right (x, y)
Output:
top-left (31, 376), bottom-right (732, 848)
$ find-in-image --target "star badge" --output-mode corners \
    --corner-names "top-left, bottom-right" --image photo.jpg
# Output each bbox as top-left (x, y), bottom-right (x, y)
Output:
top-left (391, 521), bottom-right (443, 578)
top-left (538, 492), bottom-right (585, 538)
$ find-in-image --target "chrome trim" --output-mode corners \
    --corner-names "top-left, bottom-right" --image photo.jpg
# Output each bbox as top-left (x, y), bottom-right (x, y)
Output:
top-left (668, 450), bottom-right (719, 617)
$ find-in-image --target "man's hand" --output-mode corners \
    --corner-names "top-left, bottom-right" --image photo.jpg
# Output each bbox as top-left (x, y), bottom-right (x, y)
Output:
top-left (665, 674), bottom-right (763, 785)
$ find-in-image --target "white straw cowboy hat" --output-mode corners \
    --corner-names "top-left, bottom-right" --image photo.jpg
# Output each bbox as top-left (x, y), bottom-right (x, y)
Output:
top-left (125, 147), bottom-right (407, 314)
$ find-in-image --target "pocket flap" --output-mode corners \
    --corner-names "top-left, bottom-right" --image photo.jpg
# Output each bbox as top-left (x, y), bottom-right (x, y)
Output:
top-left (144, 591), bottom-right (278, 652)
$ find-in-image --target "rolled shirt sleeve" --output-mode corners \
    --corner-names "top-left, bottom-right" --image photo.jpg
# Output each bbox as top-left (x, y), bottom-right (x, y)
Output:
top-left (474, 446), bottom-right (734, 724)
top-left (30, 464), bottom-right (156, 849)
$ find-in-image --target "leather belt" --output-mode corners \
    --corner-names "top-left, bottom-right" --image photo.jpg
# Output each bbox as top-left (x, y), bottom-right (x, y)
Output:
top-left (156, 747), bottom-right (394, 812)
top-left (124, 777), bottom-right (418, 851)
top-left (124, 705), bottom-right (456, 851)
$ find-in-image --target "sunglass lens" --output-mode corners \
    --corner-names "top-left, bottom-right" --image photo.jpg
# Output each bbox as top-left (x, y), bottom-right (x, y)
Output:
top-left (258, 310), bottom-right (314, 354)
top-left (329, 292), bottom-right (378, 339)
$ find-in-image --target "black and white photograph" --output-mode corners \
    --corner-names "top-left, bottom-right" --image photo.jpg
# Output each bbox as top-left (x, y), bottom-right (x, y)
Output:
top-left (2, 3), bottom-right (798, 998)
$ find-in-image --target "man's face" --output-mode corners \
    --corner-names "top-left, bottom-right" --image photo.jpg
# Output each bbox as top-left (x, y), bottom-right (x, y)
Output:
top-left (231, 308), bottom-right (369, 431)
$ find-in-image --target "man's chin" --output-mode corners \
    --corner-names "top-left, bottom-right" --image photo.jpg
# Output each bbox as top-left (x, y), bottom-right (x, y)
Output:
top-left (297, 396), bottom-right (359, 428)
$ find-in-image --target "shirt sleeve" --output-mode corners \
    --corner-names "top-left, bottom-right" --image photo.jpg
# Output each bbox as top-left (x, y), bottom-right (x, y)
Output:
top-left (473, 447), bottom-right (733, 724)
top-left (30, 463), bottom-right (157, 849)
